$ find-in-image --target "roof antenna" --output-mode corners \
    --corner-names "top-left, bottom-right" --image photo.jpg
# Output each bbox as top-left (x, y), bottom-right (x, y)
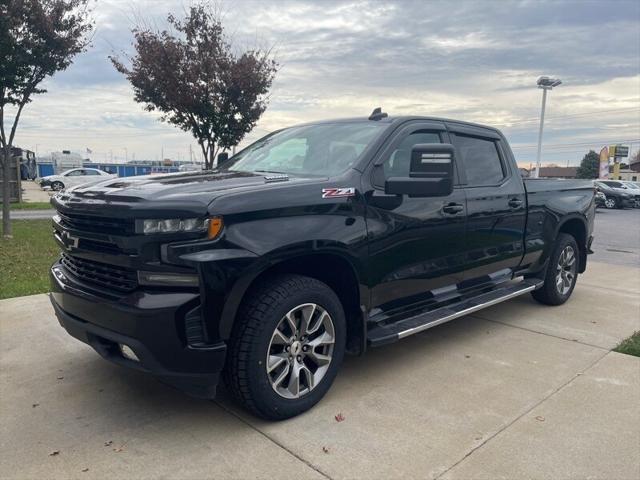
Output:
top-left (368, 107), bottom-right (388, 121)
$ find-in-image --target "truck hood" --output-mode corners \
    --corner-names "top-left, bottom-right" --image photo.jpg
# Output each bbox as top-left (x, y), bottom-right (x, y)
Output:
top-left (53, 170), bottom-right (318, 215)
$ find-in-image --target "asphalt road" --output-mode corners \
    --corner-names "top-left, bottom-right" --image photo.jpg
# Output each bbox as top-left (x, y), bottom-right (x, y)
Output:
top-left (590, 207), bottom-right (640, 267)
top-left (1, 209), bottom-right (55, 220)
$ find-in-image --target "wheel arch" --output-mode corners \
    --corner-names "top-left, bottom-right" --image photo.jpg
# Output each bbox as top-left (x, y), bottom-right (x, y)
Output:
top-left (556, 216), bottom-right (588, 273)
top-left (219, 251), bottom-right (367, 354)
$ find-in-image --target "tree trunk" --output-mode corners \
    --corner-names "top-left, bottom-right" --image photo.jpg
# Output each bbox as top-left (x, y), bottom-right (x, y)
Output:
top-left (1, 146), bottom-right (13, 238)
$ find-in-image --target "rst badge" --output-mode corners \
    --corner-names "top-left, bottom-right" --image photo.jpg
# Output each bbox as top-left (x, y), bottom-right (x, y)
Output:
top-left (322, 187), bottom-right (356, 199)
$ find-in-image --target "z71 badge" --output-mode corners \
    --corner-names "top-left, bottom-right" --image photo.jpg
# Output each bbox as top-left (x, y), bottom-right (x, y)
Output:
top-left (322, 187), bottom-right (356, 199)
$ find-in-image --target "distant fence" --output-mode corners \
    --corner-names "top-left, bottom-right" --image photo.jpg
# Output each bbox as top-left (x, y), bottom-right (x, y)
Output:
top-left (37, 162), bottom-right (181, 178)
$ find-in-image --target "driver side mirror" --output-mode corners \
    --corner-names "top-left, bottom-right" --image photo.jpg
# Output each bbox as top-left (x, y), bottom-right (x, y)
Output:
top-left (385, 143), bottom-right (455, 197)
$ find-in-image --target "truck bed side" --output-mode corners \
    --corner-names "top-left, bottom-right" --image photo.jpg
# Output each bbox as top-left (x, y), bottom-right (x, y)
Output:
top-left (520, 178), bottom-right (595, 274)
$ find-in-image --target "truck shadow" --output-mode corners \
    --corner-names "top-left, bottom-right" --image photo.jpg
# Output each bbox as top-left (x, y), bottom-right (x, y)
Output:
top-left (71, 311), bottom-right (501, 426)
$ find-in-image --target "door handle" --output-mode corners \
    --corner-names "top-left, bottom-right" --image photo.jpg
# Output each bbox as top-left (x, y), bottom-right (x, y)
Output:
top-left (442, 203), bottom-right (464, 214)
top-left (508, 198), bottom-right (523, 209)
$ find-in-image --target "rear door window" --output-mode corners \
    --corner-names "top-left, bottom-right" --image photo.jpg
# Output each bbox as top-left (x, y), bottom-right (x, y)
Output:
top-left (453, 134), bottom-right (505, 186)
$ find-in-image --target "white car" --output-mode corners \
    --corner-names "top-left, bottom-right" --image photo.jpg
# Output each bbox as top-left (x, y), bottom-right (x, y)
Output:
top-left (39, 168), bottom-right (116, 191)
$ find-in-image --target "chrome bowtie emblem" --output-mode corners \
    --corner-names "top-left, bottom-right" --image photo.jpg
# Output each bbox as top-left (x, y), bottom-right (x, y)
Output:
top-left (61, 231), bottom-right (79, 249)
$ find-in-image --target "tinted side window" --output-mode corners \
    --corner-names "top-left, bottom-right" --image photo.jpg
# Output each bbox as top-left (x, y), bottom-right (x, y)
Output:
top-left (383, 131), bottom-right (441, 180)
top-left (453, 134), bottom-right (504, 186)
top-left (85, 170), bottom-right (100, 175)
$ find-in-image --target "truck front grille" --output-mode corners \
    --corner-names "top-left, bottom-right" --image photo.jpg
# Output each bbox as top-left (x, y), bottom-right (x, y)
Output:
top-left (60, 253), bottom-right (138, 293)
top-left (58, 211), bottom-right (134, 236)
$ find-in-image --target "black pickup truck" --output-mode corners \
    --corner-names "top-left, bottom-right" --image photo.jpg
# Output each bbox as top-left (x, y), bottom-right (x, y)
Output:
top-left (50, 110), bottom-right (595, 419)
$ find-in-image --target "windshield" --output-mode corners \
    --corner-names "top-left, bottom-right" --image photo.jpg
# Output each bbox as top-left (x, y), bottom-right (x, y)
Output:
top-left (223, 122), bottom-right (386, 176)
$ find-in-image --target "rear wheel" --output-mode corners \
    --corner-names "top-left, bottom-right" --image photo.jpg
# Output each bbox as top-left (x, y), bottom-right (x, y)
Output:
top-left (51, 181), bottom-right (65, 191)
top-left (224, 274), bottom-right (346, 420)
top-left (531, 233), bottom-right (579, 306)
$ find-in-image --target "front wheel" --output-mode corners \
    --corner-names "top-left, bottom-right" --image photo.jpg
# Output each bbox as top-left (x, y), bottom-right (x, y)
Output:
top-left (604, 196), bottom-right (617, 209)
top-left (531, 233), bottom-right (579, 306)
top-left (51, 181), bottom-right (65, 191)
top-left (224, 274), bottom-right (346, 420)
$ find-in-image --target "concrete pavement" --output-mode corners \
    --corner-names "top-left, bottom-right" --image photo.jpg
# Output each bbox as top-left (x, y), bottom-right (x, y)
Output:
top-left (21, 180), bottom-right (55, 203)
top-left (1, 260), bottom-right (638, 479)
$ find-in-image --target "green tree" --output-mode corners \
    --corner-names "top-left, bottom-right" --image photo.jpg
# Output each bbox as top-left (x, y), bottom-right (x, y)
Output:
top-left (0, 0), bottom-right (93, 238)
top-left (576, 150), bottom-right (600, 179)
top-left (111, 3), bottom-right (278, 169)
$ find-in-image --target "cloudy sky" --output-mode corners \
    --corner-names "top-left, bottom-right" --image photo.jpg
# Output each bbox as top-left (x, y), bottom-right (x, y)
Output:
top-left (11, 0), bottom-right (640, 167)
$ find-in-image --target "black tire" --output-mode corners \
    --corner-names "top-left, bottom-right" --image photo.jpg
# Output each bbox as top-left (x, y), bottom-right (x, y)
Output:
top-left (223, 274), bottom-right (346, 420)
top-left (51, 181), bottom-right (64, 191)
top-left (531, 233), bottom-right (579, 306)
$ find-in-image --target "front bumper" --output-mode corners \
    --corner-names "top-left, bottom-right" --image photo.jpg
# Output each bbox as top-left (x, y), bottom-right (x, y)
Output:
top-left (50, 263), bottom-right (227, 398)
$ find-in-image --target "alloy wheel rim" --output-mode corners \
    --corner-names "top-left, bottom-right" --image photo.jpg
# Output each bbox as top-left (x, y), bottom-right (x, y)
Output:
top-left (555, 245), bottom-right (577, 295)
top-left (605, 197), bottom-right (615, 208)
top-left (266, 303), bottom-right (335, 399)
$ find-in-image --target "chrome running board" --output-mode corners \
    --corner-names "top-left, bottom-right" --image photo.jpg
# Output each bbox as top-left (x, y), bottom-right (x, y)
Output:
top-left (367, 279), bottom-right (543, 347)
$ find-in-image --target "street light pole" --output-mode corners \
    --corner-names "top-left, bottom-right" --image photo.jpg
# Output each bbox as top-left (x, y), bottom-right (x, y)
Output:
top-left (533, 76), bottom-right (561, 179)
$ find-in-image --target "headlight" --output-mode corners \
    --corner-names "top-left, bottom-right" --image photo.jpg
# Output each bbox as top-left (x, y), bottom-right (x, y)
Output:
top-left (137, 217), bottom-right (209, 234)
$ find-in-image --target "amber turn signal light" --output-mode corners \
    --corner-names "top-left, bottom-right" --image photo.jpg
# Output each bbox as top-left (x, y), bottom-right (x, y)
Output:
top-left (208, 216), bottom-right (224, 239)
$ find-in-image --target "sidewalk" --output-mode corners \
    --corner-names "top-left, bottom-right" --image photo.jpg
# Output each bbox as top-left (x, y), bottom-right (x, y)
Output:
top-left (1, 209), bottom-right (55, 220)
top-left (1, 261), bottom-right (638, 479)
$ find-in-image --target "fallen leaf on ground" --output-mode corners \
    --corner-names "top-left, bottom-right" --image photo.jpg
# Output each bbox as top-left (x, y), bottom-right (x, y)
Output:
top-left (49, 450), bottom-right (60, 456)
top-left (81, 468), bottom-right (89, 473)
top-left (104, 441), bottom-right (113, 447)
top-left (113, 444), bottom-right (126, 453)
top-left (465, 355), bottom-right (471, 359)
top-left (535, 416), bottom-right (545, 422)
top-left (32, 403), bottom-right (39, 408)
top-left (334, 413), bottom-right (345, 422)
top-left (56, 376), bottom-right (64, 380)
top-left (322, 446), bottom-right (330, 454)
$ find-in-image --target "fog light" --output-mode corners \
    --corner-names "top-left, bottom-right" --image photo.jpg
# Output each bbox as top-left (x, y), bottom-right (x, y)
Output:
top-left (138, 271), bottom-right (199, 287)
top-left (119, 344), bottom-right (140, 362)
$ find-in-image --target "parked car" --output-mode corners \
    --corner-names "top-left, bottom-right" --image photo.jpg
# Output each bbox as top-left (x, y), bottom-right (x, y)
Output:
top-left (50, 111), bottom-right (595, 420)
top-left (178, 163), bottom-right (205, 172)
top-left (38, 168), bottom-right (115, 191)
top-left (620, 181), bottom-right (640, 208)
top-left (594, 181), bottom-right (635, 209)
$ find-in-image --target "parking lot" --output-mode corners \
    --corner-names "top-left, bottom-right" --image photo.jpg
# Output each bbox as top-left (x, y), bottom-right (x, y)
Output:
top-left (590, 207), bottom-right (640, 267)
top-left (1, 211), bottom-right (639, 479)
